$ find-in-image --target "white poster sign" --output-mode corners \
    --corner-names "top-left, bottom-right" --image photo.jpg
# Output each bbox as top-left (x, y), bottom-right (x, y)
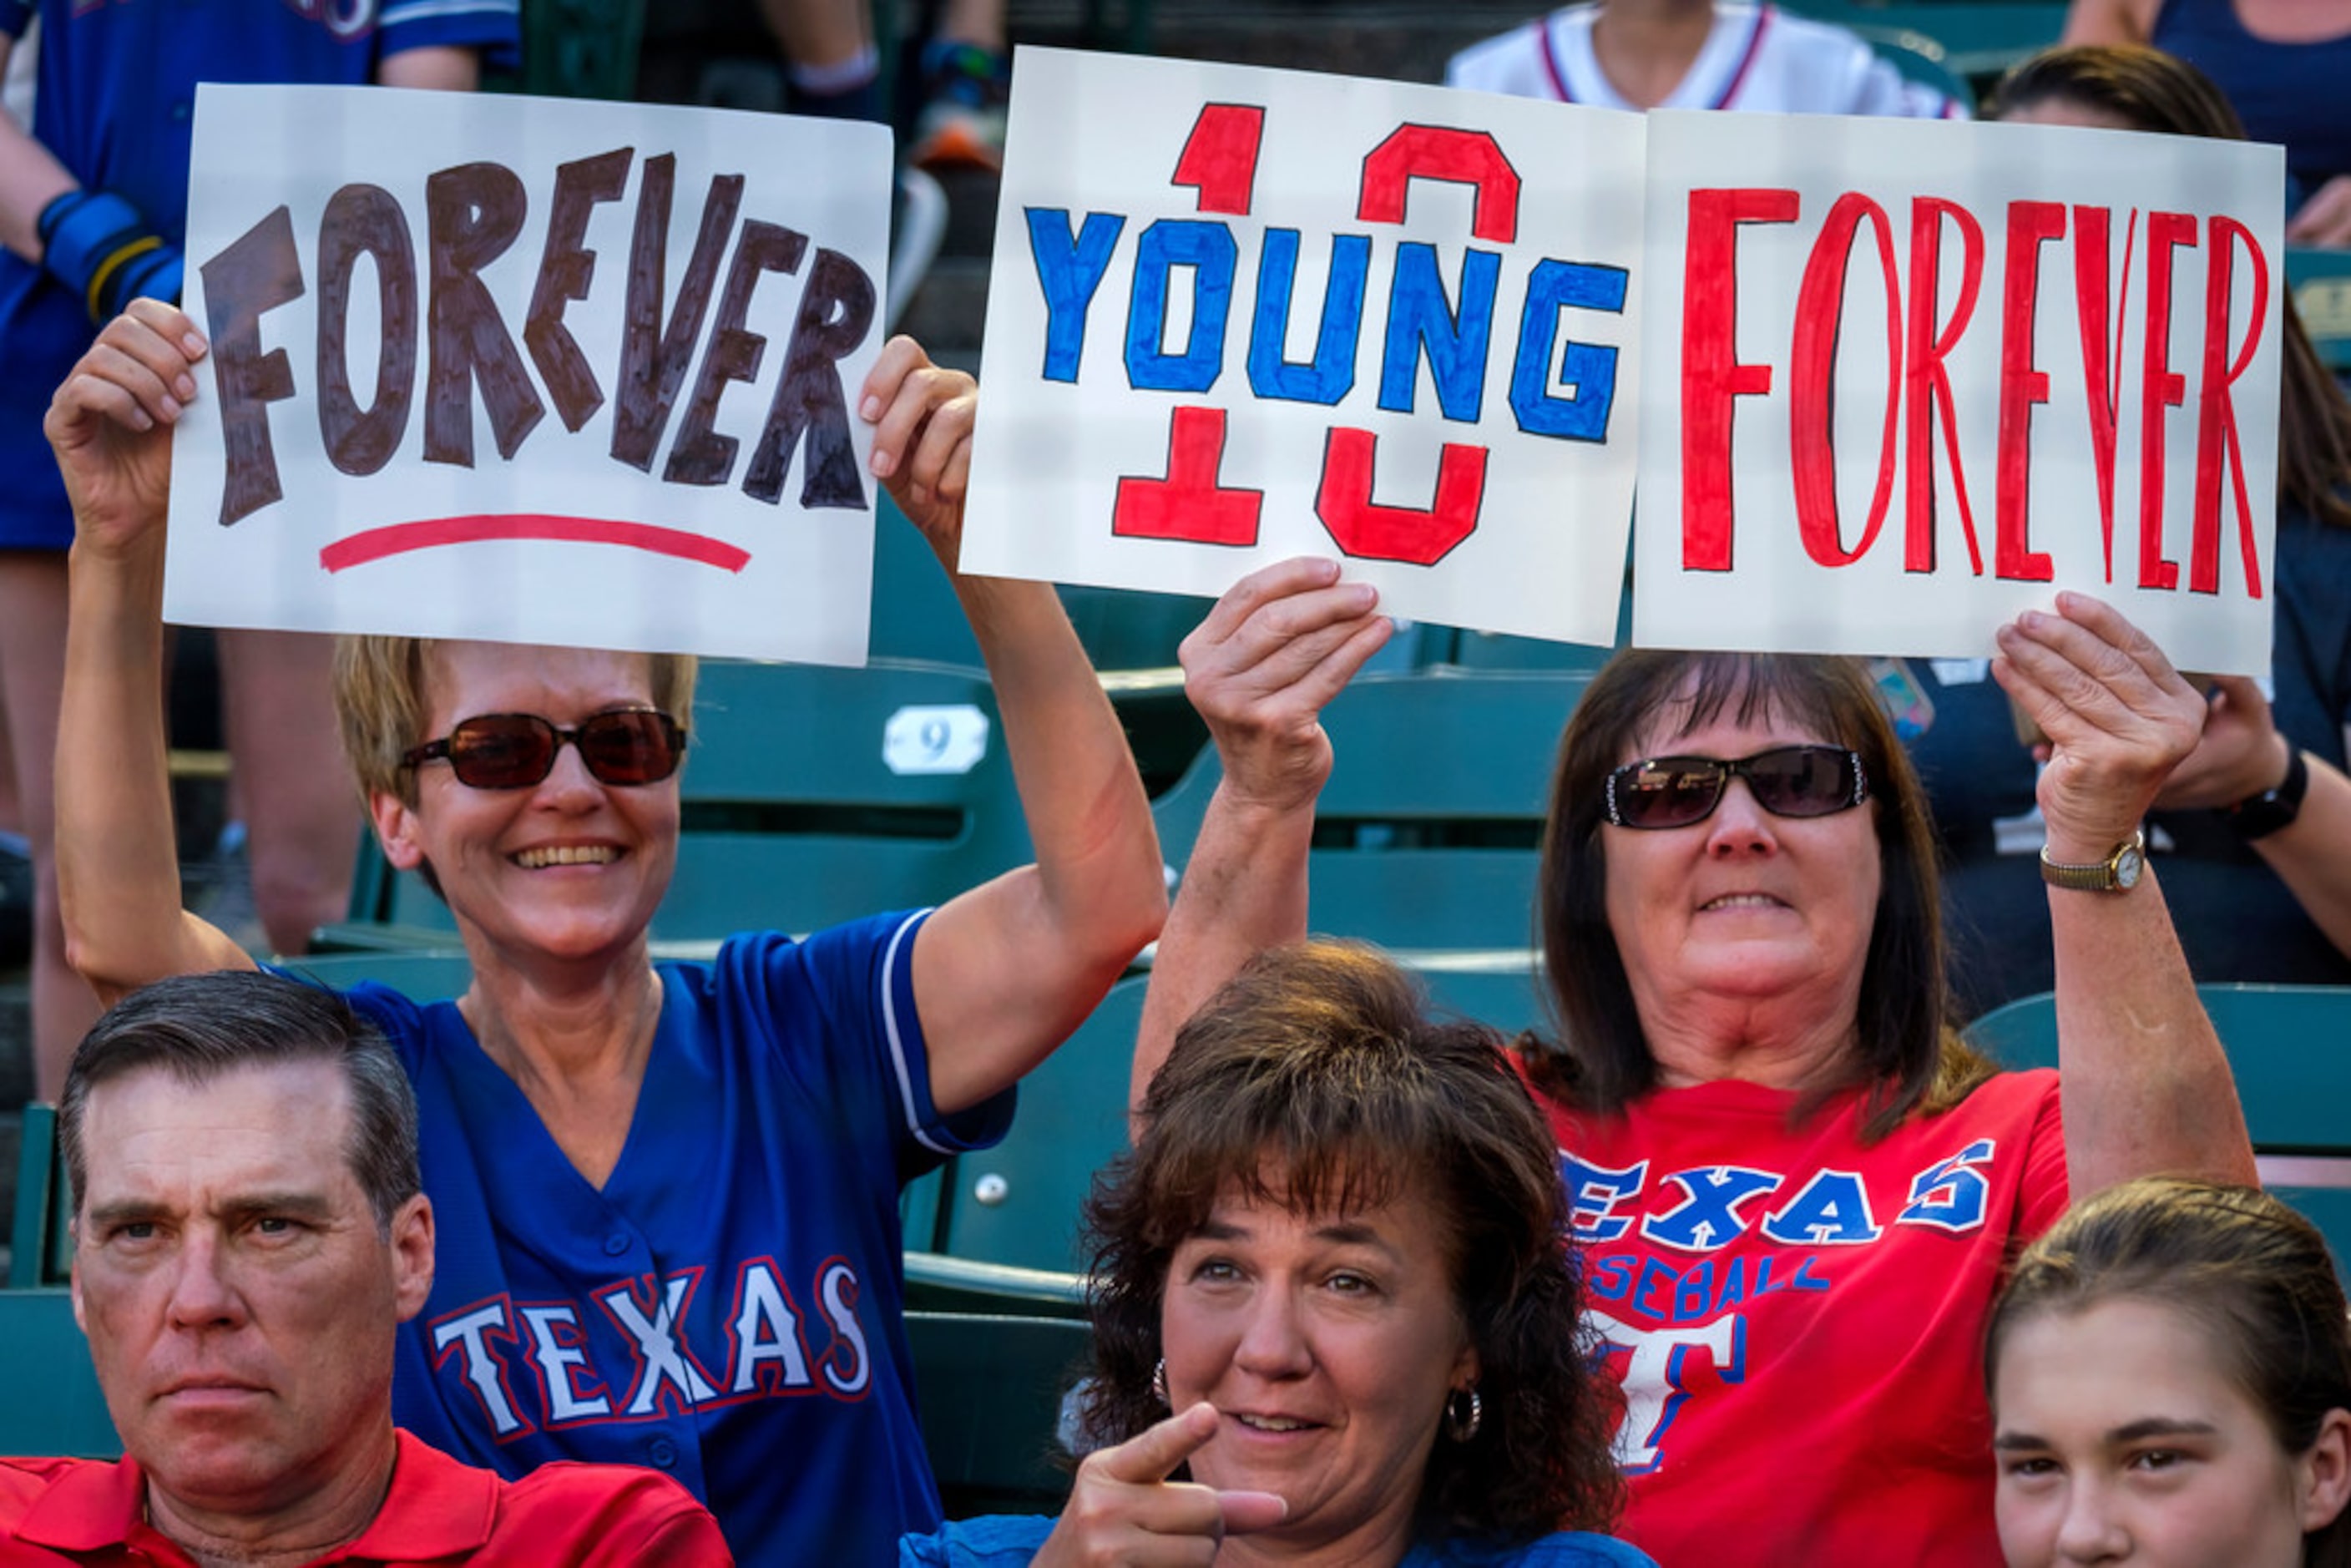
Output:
top-left (961, 47), bottom-right (1646, 648)
top-left (1635, 110), bottom-right (2284, 675)
top-left (166, 85), bottom-right (892, 663)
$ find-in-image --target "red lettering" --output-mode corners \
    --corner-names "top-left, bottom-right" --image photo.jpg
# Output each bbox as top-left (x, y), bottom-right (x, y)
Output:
top-left (1790, 193), bottom-right (1902, 568)
top-left (1112, 405), bottom-right (1263, 546)
top-left (2070, 205), bottom-right (2136, 582)
top-left (2191, 215), bottom-right (2268, 597)
top-left (1313, 427), bottom-right (1485, 565)
top-left (1995, 200), bottom-right (2065, 583)
top-left (1357, 125), bottom-right (1520, 244)
top-left (1904, 197), bottom-right (1985, 574)
top-left (2137, 211), bottom-right (2197, 590)
top-left (1171, 103), bottom-right (1265, 217)
top-left (1681, 188), bottom-right (1799, 572)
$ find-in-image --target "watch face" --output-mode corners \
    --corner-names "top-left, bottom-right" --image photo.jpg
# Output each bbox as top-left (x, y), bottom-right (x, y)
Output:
top-left (2114, 843), bottom-right (2145, 889)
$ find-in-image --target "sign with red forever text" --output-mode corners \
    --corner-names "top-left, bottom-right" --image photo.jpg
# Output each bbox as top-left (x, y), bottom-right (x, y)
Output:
top-left (163, 85), bottom-right (891, 663)
top-left (957, 47), bottom-right (1647, 648)
top-left (1635, 110), bottom-right (2284, 675)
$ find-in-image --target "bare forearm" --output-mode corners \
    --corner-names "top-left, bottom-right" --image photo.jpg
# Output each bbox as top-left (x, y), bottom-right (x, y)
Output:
top-left (2052, 863), bottom-right (2257, 1194)
top-left (58, 539), bottom-right (247, 994)
top-left (2250, 753), bottom-right (2351, 957)
top-left (958, 572), bottom-right (1165, 970)
top-left (0, 43), bottom-right (77, 262)
top-left (1132, 787), bottom-right (1312, 1118)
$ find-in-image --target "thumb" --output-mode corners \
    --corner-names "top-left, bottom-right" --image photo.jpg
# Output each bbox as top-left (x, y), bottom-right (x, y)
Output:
top-left (1216, 1490), bottom-right (1289, 1535)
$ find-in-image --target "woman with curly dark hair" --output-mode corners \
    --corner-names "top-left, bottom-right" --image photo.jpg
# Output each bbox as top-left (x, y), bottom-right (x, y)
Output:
top-left (901, 940), bottom-right (1646, 1567)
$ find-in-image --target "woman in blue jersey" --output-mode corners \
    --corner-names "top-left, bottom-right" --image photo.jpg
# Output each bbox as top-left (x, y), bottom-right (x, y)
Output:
top-left (43, 301), bottom-right (1170, 1567)
top-left (904, 941), bottom-right (1651, 1568)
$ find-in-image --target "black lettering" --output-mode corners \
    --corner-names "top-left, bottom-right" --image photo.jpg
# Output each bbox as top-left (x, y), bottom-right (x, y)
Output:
top-left (611, 156), bottom-right (743, 472)
top-left (200, 205), bottom-right (306, 525)
top-left (745, 248), bottom-right (876, 508)
top-left (424, 160), bottom-right (544, 466)
top-left (316, 183), bottom-right (417, 478)
top-left (663, 220), bottom-right (806, 487)
top-left (526, 147), bottom-right (632, 433)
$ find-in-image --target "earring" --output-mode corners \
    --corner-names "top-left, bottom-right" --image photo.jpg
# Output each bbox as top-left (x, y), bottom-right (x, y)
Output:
top-left (1444, 1386), bottom-right (1482, 1442)
top-left (1151, 1358), bottom-right (1169, 1406)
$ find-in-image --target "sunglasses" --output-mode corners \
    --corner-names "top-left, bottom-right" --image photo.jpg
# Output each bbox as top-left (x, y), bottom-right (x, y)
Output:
top-left (402, 710), bottom-right (687, 791)
top-left (1604, 744), bottom-right (1868, 830)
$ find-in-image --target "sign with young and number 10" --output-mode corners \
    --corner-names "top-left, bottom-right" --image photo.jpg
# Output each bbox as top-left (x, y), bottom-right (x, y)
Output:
top-left (165, 85), bottom-right (890, 663)
top-left (958, 47), bottom-right (1646, 648)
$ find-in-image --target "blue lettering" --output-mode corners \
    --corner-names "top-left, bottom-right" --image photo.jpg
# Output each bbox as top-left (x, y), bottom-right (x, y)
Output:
top-left (1024, 208), bottom-right (1125, 383)
top-left (1246, 229), bottom-right (1369, 406)
top-left (1790, 1256), bottom-right (1833, 1292)
top-left (1560, 1155), bottom-right (1647, 1243)
top-left (1377, 242), bottom-right (1499, 422)
top-left (1710, 1257), bottom-right (1750, 1313)
top-left (1898, 1138), bottom-right (1996, 1233)
top-left (1124, 219), bottom-right (1237, 393)
top-left (1509, 258), bottom-right (1627, 441)
top-left (1641, 1166), bottom-right (1781, 1253)
top-left (1632, 1256), bottom-right (1681, 1319)
top-left (1761, 1170), bottom-right (1884, 1246)
top-left (1584, 1253), bottom-right (1636, 1302)
top-left (1672, 1261), bottom-right (1716, 1322)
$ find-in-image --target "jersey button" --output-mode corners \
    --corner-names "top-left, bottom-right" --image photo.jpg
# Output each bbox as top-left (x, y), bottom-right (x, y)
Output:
top-left (647, 1436), bottom-right (680, 1469)
top-left (604, 1232), bottom-right (631, 1257)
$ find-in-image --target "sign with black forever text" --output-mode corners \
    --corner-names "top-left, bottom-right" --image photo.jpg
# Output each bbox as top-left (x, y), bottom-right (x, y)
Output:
top-left (165, 85), bottom-right (892, 662)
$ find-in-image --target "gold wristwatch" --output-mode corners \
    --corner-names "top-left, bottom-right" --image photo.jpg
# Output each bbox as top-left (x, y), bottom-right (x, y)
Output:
top-left (2040, 829), bottom-right (2146, 893)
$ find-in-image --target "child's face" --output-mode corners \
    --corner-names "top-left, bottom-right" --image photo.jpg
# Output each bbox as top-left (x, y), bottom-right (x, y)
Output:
top-left (1993, 1296), bottom-right (2342, 1567)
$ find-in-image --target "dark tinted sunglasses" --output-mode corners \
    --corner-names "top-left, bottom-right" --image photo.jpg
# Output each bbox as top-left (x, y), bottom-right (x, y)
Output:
top-left (1605, 744), bottom-right (1868, 830)
top-left (402, 710), bottom-right (687, 791)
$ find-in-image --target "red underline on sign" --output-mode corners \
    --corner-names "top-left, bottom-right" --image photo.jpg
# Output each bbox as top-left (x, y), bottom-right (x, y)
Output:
top-left (318, 515), bottom-right (753, 574)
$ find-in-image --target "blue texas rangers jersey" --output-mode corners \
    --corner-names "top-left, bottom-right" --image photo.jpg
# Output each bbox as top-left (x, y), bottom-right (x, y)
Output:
top-left (338, 913), bottom-right (1014, 1568)
top-left (0, 0), bottom-right (519, 549)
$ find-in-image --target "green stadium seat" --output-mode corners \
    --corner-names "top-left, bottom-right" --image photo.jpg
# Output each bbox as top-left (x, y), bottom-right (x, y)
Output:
top-left (1966, 984), bottom-right (2351, 1270)
top-left (10, 1103), bottom-right (72, 1289)
top-left (0, 1289), bottom-right (116, 1459)
top-left (1154, 670), bottom-right (1590, 953)
top-left (2290, 248), bottom-right (2351, 374)
top-left (908, 1311), bottom-right (1088, 1518)
top-left (1777, 0), bottom-right (2063, 88)
top-left (903, 1251), bottom-right (1090, 1318)
top-left (933, 976), bottom-right (1145, 1274)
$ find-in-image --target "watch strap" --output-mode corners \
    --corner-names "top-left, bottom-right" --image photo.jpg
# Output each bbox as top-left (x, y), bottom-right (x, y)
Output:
top-left (2040, 830), bottom-right (2144, 892)
top-left (2227, 746), bottom-right (2308, 842)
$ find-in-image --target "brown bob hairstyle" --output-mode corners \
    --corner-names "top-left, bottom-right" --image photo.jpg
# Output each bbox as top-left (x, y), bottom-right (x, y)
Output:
top-left (1989, 1178), bottom-right (2351, 1568)
top-left (1525, 650), bottom-right (1993, 1139)
top-left (1990, 45), bottom-right (2351, 535)
top-left (1082, 941), bottom-right (1623, 1545)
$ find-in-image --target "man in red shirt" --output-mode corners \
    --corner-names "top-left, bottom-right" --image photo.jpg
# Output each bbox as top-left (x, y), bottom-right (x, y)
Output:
top-left (0, 970), bottom-right (731, 1565)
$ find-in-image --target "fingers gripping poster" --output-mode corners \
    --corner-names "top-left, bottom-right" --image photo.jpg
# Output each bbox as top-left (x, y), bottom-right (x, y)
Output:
top-left (165, 86), bottom-right (892, 663)
top-left (1635, 110), bottom-right (2285, 675)
top-left (958, 48), bottom-right (1647, 649)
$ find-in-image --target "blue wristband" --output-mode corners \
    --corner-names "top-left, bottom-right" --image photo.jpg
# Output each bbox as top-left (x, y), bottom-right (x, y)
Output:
top-left (36, 188), bottom-right (185, 322)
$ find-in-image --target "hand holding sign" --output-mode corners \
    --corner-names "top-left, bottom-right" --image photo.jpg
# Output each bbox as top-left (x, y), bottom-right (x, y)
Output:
top-left (1180, 557), bottom-right (1391, 815)
top-left (1991, 592), bottom-right (2207, 860)
top-left (861, 334), bottom-right (977, 568)
top-left (46, 303), bottom-right (206, 563)
top-left (1034, 1401), bottom-right (1287, 1567)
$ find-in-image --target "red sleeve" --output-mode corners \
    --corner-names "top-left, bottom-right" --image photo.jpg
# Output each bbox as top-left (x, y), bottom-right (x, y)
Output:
top-left (2013, 1068), bottom-right (2070, 1242)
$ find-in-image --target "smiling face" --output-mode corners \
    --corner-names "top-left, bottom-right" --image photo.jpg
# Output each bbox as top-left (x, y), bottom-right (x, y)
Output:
top-left (71, 1060), bottom-right (432, 1516)
top-left (1600, 698), bottom-right (1881, 1083)
top-left (1993, 1296), bottom-right (2348, 1568)
top-left (1159, 1181), bottom-right (1476, 1562)
top-left (371, 642), bottom-right (680, 969)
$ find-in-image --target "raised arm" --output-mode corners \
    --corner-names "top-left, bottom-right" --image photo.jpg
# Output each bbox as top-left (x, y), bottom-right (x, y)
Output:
top-left (48, 303), bottom-right (255, 1000)
top-left (860, 336), bottom-right (1167, 1115)
top-left (2153, 674), bottom-right (2351, 959)
top-left (1993, 593), bottom-right (2257, 1192)
top-left (1129, 559), bottom-right (1390, 1119)
top-left (2057, 0), bottom-right (2155, 46)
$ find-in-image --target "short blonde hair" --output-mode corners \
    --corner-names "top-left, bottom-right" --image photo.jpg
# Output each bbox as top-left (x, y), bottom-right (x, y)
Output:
top-left (333, 638), bottom-right (699, 804)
